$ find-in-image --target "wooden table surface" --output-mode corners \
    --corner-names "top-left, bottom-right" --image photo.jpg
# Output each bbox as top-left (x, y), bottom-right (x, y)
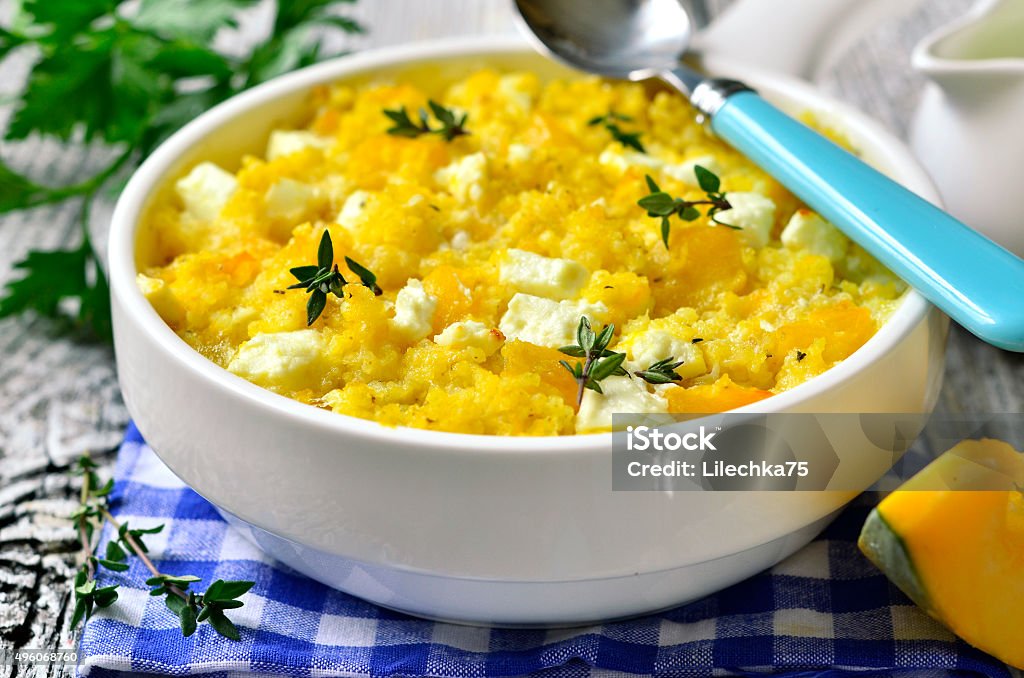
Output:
top-left (2, 0), bottom-right (1021, 675)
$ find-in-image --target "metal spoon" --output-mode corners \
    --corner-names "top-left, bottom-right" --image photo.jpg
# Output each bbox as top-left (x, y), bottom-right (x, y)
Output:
top-left (514, 0), bottom-right (1024, 352)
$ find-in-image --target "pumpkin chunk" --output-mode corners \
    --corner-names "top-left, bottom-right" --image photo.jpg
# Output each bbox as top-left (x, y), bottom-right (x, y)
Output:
top-left (501, 340), bottom-right (579, 409)
top-left (859, 439), bottom-right (1024, 669)
top-left (665, 375), bottom-right (772, 413)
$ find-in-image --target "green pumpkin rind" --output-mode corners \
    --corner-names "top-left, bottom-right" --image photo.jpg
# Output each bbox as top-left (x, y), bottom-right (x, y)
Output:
top-left (858, 508), bottom-right (932, 613)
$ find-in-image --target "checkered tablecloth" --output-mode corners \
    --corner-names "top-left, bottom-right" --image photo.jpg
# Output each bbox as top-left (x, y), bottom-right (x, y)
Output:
top-left (77, 424), bottom-right (1010, 677)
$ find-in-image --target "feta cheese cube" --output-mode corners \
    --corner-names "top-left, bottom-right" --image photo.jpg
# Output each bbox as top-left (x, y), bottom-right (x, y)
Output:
top-left (209, 305), bottom-right (257, 337)
top-left (598, 146), bottom-right (725, 190)
top-left (598, 145), bottom-right (662, 175)
top-left (449, 230), bottom-right (471, 251)
top-left (175, 162), bottom-right (237, 221)
top-left (266, 130), bottom-right (332, 160)
top-left (265, 178), bottom-right (315, 219)
top-left (434, 320), bottom-right (503, 356)
top-left (227, 330), bottom-right (325, 389)
top-left (781, 209), bottom-right (849, 263)
top-left (663, 155), bottom-right (724, 186)
top-left (715, 192), bottom-right (776, 248)
top-left (507, 143), bottom-right (534, 164)
top-left (576, 376), bottom-right (668, 433)
top-left (336, 190), bottom-right (372, 233)
top-left (392, 279), bottom-right (437, 341)
top-left (496, 74), bottom-right (536, 112)
top-left (499, 249), bottom-right (589, 300)
top-left (136, 273), bottom-right (184, 325)
top-left (498, 293), bottom-right (607, 348)
top-left (625, 329), bottom-right (706, 380)
top-left (435, 152), bottom-right (487, 202)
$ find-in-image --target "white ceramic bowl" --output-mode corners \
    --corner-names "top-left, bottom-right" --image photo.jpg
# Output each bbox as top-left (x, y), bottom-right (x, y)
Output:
top-left (109, 37), bottom-right (948, 626)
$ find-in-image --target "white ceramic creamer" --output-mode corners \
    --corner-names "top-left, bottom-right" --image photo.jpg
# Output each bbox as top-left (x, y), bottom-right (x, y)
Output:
top-left (910, 0), bottom-right (1024, 257)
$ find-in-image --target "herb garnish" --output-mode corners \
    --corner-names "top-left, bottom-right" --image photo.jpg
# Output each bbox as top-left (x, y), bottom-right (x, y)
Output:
top-left (588, 112), bottom-right (645, 153)
top-left (384, 100), bottom-right (469, 141)
top-left (0, 0), bottom-right (364, 342)
top-left (71, 455), bottom-right (254, 640)
top-left (638, 168), bottom-right (738, 248)
top-left (634, 357), bottom-right (685, 385)
top-left (558, 317), bottom-right (629, 406)
top-left (289, 230), bottom-right (382, 326)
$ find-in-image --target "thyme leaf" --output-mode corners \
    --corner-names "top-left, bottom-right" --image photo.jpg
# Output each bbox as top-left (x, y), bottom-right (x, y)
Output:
top-left (588, 111), bottom-right (645, 153)
top-left (384, 100), bottom-right (469, 141)
top-left (71, 454), bottom-right (253, 640)
top-left (288, 230), bottom-right (382, 326)
top-left (634, 356), bottom-right (685, 385)
top-left (638, 167), bottom-right (739, 248)
top-left (558, 317), bottom-right (628, 405)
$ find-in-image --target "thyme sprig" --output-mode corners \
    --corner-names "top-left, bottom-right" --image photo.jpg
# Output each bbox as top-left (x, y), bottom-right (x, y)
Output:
top-left (288, 231), bottom-right (382, 326)
top-left (588, 111), bottom-right (645, 153)
top-left (638, 167), bottom-right (738, 248)
top-left (384, 100), bottom-right (469, 141)
top-left (71, 455), bottom-right (254, 640)
top-left (634, 357), bottom-right (685, 385)
top-left (558, 317), bottom-right (629, 406)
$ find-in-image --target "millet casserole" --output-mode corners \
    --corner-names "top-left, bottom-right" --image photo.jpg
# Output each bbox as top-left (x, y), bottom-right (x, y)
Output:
top-left (137, 69), bottom-right (905, 435)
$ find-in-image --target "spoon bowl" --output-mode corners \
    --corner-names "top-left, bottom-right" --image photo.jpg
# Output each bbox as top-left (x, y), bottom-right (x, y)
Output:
top-left (514, 0), bottom-right (692, 81)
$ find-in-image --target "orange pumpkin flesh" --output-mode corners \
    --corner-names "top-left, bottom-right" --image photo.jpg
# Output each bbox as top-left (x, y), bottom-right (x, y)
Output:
top-left (859, 439), bottom-right (1024, 669)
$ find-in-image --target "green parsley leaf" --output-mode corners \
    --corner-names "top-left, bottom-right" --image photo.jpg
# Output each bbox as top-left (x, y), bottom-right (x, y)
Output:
top-left (244, 1), bottom-right (363, 87)
top-left (0, 240), bottom-right (112, 341)
top-left (7, 30), bottom-right (119, 143)
top-left (133, 0), bottom-right (257, 42)
top-left (0, 159), bottom-right (54, 213)
top-left (0, 0), bottom-right (364, 343)
top-left (21, 0), bottom-right (115, 41)
top-left (0, 26), bottom-right (23, 63)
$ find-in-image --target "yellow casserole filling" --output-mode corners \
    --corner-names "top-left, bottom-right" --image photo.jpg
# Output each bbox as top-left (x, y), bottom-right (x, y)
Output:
top-left (138, 70), bottom-right (905, 436)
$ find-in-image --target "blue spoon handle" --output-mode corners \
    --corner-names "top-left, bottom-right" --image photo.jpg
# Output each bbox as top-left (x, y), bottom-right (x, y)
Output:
top-left (710, 91), bottom-right (1024, 352)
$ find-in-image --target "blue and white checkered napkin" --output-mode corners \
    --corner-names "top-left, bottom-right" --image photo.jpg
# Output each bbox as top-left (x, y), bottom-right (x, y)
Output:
top-left (78, 424), bottom-right (1011, 678)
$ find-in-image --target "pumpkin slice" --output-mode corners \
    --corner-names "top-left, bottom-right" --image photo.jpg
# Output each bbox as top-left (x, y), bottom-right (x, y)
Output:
top-left (858, 438), bottom-right (1024, 669)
